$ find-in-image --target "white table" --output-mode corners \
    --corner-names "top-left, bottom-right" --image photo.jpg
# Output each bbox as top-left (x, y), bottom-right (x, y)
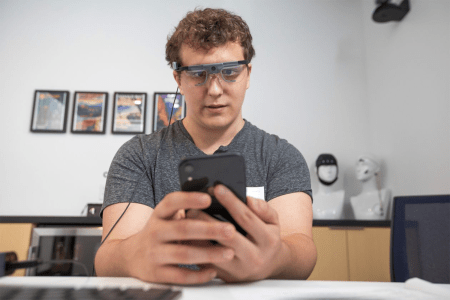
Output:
top-left (0, 276), bottom-right (449, 300)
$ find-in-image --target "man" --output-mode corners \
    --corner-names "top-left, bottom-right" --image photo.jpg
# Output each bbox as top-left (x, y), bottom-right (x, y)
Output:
top-left (95, 8), bottom-right (316, 284)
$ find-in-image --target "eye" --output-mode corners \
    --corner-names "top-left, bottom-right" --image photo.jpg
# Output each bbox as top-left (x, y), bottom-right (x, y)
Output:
top-left (222, 67), bottom-right (240, 77)
top-left (186, 70), bottom-right (206, 78)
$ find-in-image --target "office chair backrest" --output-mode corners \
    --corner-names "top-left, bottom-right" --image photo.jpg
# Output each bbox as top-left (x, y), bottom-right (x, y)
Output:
top-left (390, 195), bottom-right (450, 283)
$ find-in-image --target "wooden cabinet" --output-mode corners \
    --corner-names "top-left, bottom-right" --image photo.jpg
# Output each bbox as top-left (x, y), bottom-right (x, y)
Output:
top-left (0, 218), bottom-right (390, 281)
top-left (0, 223), bottom-right (34, 276)
top-left (308, 226), bottom-right (391, 282)
top-left (307, 227), bottom-right (349, 281)
top-left (347, 227), bottom-right (391, 281)
top-left (0, 217), bottom-right (103, 277)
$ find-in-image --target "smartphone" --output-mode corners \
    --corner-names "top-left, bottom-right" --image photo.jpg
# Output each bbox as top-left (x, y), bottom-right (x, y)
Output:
top-left (179, 153), bottom-right (247, 236)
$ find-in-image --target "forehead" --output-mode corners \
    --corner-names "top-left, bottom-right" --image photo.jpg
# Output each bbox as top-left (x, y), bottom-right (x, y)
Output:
top-left (179, 42), bottom-right (245, 66)
top-left (319, 165), bottom-right (337, 169)
top-left (358, 158), bottom-right (375, 166)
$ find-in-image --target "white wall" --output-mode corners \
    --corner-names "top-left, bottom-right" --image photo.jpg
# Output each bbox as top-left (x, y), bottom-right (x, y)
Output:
top-left (0, 0), bottom-right (448, 216)
top-left (361, 0), bottom-right (450, 197)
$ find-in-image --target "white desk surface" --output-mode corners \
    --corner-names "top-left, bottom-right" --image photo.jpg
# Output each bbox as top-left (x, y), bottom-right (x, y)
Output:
top-left (0, 276), bottom-right (449, 300)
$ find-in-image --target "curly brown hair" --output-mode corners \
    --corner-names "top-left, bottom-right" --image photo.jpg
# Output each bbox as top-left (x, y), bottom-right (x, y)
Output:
top-left (166, 8), bottom-right (255, 68)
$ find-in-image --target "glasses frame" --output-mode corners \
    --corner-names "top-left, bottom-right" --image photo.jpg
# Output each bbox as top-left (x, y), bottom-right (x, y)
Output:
top-left (174, 60), bottom-right (249, 86)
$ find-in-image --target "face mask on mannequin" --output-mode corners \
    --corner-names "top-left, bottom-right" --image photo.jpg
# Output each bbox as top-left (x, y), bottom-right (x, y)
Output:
top-left (355, 156), bottom-right (380, 182)
top-left (316, 154), bottom-right (338, 186)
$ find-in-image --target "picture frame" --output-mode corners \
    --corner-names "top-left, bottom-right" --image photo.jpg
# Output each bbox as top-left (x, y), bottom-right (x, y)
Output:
top-left (71, 92), bottom-right (108, 134)
top-left (30, 90), bottom-right (70, 133)
top-left (152, 92), bottom-right (185, 132)
top-left (111, 92), bottom-right (147, 134)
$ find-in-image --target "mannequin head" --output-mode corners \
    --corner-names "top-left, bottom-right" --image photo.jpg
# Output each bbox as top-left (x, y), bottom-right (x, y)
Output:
top-left (316, 154), bottom-right (338, 186)
top-left (355, 154), bottom-right (380, 182)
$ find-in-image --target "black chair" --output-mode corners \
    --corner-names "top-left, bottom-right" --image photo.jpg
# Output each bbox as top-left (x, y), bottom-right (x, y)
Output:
top-left (390, 195), bottom-right (450, 283)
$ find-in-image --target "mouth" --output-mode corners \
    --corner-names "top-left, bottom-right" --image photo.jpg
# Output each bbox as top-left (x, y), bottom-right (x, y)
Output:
top-left (205, 104), bottom-right (227, 112)
top-left (206, 104), bottom-right (226, 109)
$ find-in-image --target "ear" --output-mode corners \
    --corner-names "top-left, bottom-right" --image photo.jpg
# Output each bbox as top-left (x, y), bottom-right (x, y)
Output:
top-left (245, 63), bottom-right (252, 90)
top-left (173, 71), bottom-right (184, 95)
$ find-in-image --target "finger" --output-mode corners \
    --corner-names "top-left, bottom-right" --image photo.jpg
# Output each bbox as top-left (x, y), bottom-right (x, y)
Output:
top-left (157, 218), bottom-right (235, 242)
top-left (157, 265), bottom-right (217, 285)
top-left (180, 240), bottom-right (215, 247)
top-left (186, 210), bottom-right (256, 256)
top-left (213, 265), bottom-right (240, 283)
top-left (173, 209), bottom-right (186, 220)
top-left (207, 186), bottom-right (215, 196)
top-left (185, 209), bottom-right (237, 242)
top-left (186, 209), bottom-right (220, 221)
top-left (213, 185), bottom-right (267, 237)
top-left (153, 243), bottom-right (235, 265)
top-left (155, 191), bottom-right (211, 219)
top-left (185, 209), bottom-right (238, 242)
top-left (247, 196), bottom-right (279, 225)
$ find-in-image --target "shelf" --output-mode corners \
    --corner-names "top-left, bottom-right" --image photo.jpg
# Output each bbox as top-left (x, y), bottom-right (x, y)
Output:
top-left (313, 219), bottom-right (390, 227)
top-left (0, 216), bottom-right (102, 226)
top-left (0, 216), bottom-right (390, 227)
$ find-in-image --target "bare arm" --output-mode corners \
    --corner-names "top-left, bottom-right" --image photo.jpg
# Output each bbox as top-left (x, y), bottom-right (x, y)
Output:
top-left (268, 192), bottom-right (317, 279)
top-left (94, 202), bottom-right (152, 277)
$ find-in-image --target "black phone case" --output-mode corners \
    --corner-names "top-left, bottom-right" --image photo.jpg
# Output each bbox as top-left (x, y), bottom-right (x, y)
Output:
top-left (179, 153), bottom-right (247, 236)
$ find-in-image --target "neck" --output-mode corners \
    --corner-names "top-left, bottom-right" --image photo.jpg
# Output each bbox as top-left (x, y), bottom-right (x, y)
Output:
top-left (360, 176), bottom-right (378, 194)
top-left (317, 183), bottom-right (338, 194)
top-left (183, 117), bottom-right (245, 155)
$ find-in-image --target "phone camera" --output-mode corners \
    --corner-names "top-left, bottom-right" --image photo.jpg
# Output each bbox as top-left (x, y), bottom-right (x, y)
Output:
top-left (184, 164), bottom-right (194, 173)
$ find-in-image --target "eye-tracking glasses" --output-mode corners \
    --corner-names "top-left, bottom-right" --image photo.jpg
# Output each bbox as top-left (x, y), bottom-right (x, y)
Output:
top-left (173, 60), bottom-right (249, 87)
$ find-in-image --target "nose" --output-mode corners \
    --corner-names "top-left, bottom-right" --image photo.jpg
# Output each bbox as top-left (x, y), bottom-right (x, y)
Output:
top-left (206, 73), bottom-right (223, 97)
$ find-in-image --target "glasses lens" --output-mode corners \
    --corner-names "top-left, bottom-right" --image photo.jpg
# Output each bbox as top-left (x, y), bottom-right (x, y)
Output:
top-left (221, 65), bottom-right (247, 83)
top-left (182, 64), bottom-right (247, 87)
top-left (184, 70), bottom-right (208, 86)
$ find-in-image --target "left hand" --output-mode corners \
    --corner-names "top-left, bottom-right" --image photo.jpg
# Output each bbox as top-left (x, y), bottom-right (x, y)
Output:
top-left (186, 184), bottom-right (288, 282)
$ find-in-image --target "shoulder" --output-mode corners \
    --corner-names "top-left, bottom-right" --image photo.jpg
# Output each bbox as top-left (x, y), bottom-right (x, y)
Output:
top-left (243, 121), bottom-right (304, 162)
top-left (113, 121), bottom-right (185, 164)
top-left (242, 121), bottom-right (288, 149)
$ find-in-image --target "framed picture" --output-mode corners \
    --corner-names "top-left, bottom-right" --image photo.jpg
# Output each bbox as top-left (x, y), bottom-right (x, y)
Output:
top-left (153, 92), bottom-right (185, 132)
top-left (111, 92), bottom-right (147, 134)
top-left (30, 90), bottom-right (70, 133)
top-left (71, 92), bottom-right (108, 134)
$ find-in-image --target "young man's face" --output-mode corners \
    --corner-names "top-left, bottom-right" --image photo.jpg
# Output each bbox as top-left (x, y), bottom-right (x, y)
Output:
top-left (174, 42), bottom-right (252, 131)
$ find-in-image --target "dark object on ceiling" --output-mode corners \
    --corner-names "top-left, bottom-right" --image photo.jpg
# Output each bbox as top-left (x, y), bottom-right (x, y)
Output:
top-left (372, 0), bottom-right (410, 23)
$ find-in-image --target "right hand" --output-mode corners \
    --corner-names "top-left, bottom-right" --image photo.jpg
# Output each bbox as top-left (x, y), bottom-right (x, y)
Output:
top-left (127, 191), bottom-right (236, 284)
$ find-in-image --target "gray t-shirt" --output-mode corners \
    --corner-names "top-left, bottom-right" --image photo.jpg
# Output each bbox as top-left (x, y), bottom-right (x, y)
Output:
top-left (101, 120), bottom-right (312, 216)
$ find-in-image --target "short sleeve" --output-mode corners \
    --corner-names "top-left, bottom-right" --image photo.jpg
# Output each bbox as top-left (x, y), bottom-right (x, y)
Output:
top-left (100, 136), bottom-right (155, 217)
top-left (265, 142), bottom-right (312, 202)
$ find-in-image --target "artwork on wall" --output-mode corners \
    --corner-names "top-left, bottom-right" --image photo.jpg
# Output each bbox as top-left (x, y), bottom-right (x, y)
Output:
top-left (30, 90), bottom-right (70, 133)
top-left (71, 92), bottom-right (108, 134)
top-left (152, 92), bottom-right (185, 132)
top-left (111, 92), bottom-right (147, 134)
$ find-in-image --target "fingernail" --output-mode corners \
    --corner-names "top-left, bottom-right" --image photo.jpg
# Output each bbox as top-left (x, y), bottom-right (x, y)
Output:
top-left (217, 185), bottom-right (226, 195)
top-left (199, 194), bottom-right (209, 204)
